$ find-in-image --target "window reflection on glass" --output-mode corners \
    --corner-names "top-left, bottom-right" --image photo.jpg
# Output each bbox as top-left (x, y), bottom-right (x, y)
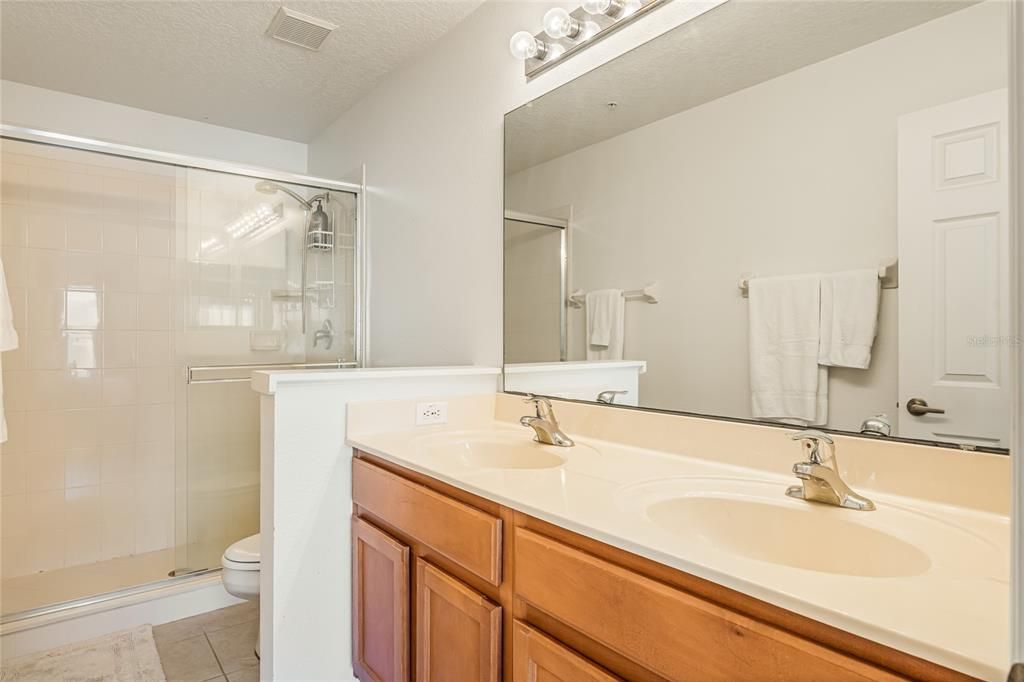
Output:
top-left (66, 290), bottom-right (100, 329)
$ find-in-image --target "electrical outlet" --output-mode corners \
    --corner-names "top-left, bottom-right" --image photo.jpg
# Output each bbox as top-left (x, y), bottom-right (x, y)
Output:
top-left (415, 401), bottom-right (448, 426)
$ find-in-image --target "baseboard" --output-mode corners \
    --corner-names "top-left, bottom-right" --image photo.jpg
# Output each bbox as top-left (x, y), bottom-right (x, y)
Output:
top-left (1, 573), bottom-right (243, 658)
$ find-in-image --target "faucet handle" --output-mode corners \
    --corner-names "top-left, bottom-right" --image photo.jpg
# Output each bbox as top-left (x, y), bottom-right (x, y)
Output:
top-left (789, 429), bottom-right (834, 464)
top-left (522, 394), bottom-right (556, 420)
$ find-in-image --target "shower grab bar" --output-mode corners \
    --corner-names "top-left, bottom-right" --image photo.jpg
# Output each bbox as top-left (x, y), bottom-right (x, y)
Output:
top-left (187, 361), bottom-right (359, 384)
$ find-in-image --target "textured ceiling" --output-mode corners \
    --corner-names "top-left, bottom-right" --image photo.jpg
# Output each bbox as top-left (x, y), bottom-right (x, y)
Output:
top-left (505, 0), bottom-right (978, 174)
top-left (1, 0), bottom-right (484, 142)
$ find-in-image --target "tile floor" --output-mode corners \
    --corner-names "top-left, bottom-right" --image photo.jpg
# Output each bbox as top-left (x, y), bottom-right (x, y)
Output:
top-left (153, 602), bottom-right (258, 682)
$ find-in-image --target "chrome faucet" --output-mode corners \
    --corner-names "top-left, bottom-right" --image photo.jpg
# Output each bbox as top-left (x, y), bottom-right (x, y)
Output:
top-left (520, 395), bottom-right (574, 447)
top-left (596, 389), bottom-right (628, 405)
top-left (785, 430), bottom-right (875, 511)
top-left (313, 319), bottom-right (334, 350)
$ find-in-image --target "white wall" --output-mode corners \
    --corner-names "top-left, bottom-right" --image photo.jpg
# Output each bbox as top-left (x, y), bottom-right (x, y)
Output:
top-left (505, 2), bottom-right (1007, 432)
top-left (307, 0), bottom-right (725, 368)
top-left (252, 367), bottom-right (500, 681)
top-left (1, 80), bottom-right (308, 173)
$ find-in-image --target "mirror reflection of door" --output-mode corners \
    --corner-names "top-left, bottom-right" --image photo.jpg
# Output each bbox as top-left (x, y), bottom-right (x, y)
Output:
top-left (897, 89), bottom-right (1010, 448)
top-left (503, 212), bottom-right (567, 363)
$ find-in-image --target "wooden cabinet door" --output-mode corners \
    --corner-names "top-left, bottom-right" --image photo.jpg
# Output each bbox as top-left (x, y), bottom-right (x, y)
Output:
top-left (415, 560), bottom-right (501, 682)
top-left (512, 621), bottom-right (621, 682)
top-left (353, 517), bottom-right (410, 682)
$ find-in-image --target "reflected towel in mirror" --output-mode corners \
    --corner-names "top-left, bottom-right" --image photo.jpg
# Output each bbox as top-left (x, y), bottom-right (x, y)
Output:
top-left (586, 289), bottom-right (624, 360)
top-left (748, 274), bottom-right (827, 426)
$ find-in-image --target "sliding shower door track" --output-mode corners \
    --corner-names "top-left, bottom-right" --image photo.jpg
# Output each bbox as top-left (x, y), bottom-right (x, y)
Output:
top-left (0, 568), bottom-right (221, 626)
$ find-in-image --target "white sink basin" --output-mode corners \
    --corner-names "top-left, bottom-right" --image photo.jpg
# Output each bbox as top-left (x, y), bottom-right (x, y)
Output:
top-left (617, 477), bottom-right (999, 579)
top-left (646, 495), bottom-right (930, 577)
top-left (413, 430), bottom-right (590, 470)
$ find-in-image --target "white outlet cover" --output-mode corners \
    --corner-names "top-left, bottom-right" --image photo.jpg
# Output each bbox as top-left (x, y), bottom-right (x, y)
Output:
top-left (415, 401), bottom-right (448, 426)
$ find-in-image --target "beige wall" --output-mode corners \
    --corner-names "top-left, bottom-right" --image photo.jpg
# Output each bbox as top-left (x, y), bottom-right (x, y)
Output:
top-left (505, 2), bottom-right (1007, 432)
top-left (307, 0), bottom-right (725, 368)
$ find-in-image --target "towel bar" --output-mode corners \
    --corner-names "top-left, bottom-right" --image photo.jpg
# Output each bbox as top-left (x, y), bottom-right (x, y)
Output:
top-left (738, 259), bottom-right (898, 298)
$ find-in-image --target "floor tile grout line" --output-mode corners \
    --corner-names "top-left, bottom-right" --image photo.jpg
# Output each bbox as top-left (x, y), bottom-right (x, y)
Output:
top-left (205, 631), bottom-right (229, 678)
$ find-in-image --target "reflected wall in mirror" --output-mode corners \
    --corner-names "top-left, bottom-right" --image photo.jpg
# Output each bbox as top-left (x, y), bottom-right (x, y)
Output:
top-left (503, 0), bottom-right (1012, 451)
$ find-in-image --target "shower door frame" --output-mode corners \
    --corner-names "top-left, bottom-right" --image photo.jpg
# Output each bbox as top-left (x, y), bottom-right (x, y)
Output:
top-left (503, 209), bottom-right (569, 362)
top-left (0, 124), bottom-right (368, 369)
top-left (0, 124), bottom-right (368, 622)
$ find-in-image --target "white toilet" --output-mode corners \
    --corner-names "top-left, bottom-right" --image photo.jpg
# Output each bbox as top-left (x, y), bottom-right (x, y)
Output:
top-left (222, 533), bottom-right (261, 656)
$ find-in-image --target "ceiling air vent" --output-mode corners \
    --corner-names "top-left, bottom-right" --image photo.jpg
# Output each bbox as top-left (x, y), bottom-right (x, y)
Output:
top-left (266, 7), bottom-right (337, 51)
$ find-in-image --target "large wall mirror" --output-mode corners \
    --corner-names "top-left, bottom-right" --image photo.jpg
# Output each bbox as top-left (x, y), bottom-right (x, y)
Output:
top-left (503, 0), bottom-right (1012, 452)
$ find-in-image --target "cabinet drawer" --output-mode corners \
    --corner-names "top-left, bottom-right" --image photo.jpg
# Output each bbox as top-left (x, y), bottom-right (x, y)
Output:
top-left (514, 528), bottom-right (904, 682)
top-left (513, 621), bottom-right (620, 682)
top-left (353, 458), bottom-right (502, 585)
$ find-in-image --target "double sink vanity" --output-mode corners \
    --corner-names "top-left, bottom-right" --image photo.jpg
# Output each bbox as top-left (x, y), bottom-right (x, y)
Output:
top-left (346, 393), bottom-right (1009, 681)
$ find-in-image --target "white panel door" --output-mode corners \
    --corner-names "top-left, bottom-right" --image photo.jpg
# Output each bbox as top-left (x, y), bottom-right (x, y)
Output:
top-left (897, 89), bottom-right (1009, 447)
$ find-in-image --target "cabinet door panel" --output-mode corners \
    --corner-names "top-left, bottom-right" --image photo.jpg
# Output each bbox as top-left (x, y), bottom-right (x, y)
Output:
top-left (513, 621), bottom-right (621, 682)
top-left (415, 560), bottom-right (501, 682)
top-left (353, 517), bottom-right (410, 682)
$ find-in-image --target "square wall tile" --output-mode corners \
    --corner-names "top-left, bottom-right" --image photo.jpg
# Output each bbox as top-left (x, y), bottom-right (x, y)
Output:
top-left (27, 248), bottom-right (66, 289)
top-left (103, 223), bottom-right (137, 255)
top-left (67, 252), bottom-right (104, 289)
top-left (65, 447), bottom-right (101, 488)
top-left (103, 330), bottom-right (137, 367)
top-left (27, 452), bottom-right (65, 492)
top-left (26, 289), bottom-right (64, 330)
top-left (25, 207), bottom-right (66, 250)
top-left (66, 214), bottom-right (103, 252)
top-left (137, 331), bottom-right (171, 366)
top-left (104, 293), bottom-right (138, 331)
top-left (102, 368), bottom-right (137, 406)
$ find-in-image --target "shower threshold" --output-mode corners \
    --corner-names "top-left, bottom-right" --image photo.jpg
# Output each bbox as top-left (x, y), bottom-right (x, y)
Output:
top-left (1, 550), bottom-right (218, 624)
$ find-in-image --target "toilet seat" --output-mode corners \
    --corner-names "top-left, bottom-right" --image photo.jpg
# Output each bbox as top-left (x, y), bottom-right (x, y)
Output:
top-left (223, 533), bottom-right (260, 572)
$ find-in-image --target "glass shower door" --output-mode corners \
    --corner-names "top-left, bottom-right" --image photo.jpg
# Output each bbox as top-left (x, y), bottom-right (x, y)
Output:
top-left (175, 169), bottom-right (357, 574)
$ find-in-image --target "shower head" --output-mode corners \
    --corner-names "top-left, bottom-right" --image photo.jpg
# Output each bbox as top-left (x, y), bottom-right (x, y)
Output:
top-left (253, 179), bottom-right (325, 210)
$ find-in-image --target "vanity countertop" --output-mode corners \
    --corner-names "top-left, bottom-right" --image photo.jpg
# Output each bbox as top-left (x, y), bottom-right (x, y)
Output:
top-left (348, 420), bottom-right (1009, 681)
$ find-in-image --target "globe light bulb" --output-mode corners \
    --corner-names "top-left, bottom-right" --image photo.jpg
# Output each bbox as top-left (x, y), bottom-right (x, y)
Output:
top-left (509, 31), bottom-right (547, 60)
top-left (542, 7), bottom-right (581, 40)
top-left (582, 0), bottom-right (624, 17)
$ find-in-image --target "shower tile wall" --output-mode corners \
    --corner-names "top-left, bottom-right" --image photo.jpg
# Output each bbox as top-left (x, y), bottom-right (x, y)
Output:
top-left (1, 142), bottom-right (177, 578)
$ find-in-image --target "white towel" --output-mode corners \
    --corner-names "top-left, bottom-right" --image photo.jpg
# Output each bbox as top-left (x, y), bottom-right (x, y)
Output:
top-left (818, 268), bottom-right (879, 369)
top-left (0, 258), bottom-right (19, 443)
top-left (748, 274), bottom-right (827, 426)
top-left (586, 289), bottom-right (624, 361)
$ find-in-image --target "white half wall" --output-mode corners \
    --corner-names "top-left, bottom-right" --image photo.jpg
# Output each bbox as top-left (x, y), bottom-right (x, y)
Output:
top-left (1, 80), bottom-right (308, 173)
top-left (253, 366), bottom-right (500, 682)
top-left (307, 0), bottom-right (725, 369)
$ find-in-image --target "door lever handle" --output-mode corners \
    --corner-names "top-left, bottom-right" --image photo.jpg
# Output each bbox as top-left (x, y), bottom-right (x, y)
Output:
top-left (906, 398), bottom-right (945, 416)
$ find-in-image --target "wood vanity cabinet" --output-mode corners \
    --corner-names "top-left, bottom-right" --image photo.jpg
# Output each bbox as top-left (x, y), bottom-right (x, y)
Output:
top-left (351, 452), bottom-right (977, 682)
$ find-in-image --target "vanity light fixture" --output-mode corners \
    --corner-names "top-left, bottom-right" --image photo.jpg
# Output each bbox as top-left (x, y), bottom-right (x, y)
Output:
top-left (510, 0), bottom-right (669, 79)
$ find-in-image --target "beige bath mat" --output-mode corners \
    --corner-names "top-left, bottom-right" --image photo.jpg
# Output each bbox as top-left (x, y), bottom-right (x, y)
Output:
top-left (1, 625), bottom-right (166, 681)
